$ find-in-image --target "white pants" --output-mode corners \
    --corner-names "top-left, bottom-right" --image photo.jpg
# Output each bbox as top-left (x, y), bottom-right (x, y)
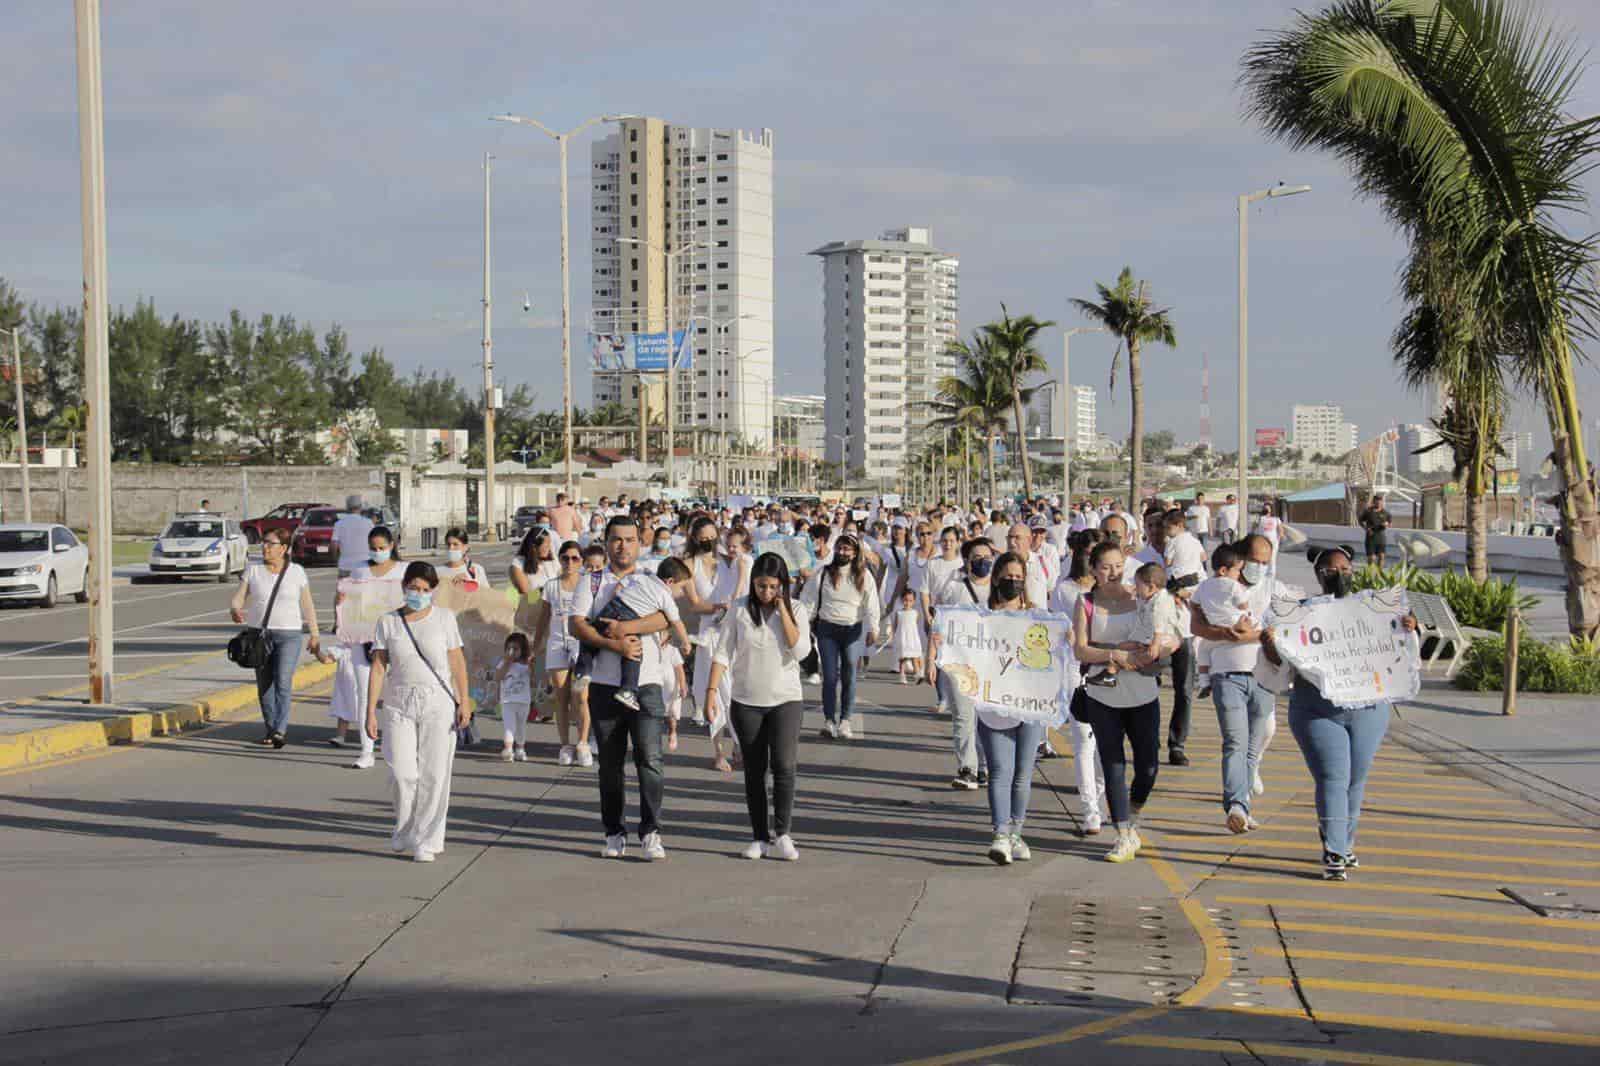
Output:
top-left (500, 700), bottom-right (529, 747)
top-left (1066, 714), bottom-right (1106, 818)
top-left (382, 685), bottom-right (457, 855)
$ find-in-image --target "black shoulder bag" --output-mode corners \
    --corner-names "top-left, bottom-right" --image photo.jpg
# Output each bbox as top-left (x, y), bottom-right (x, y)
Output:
top-left (227, 564), bottom-right (290, 670)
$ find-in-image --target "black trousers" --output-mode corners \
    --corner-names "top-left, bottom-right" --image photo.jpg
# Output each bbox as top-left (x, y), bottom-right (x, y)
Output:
top-left (1167, 637), bottom-right (1195, 754)
top-left (731, 700), bottom-right (804, 840)
top-left (590, 683), bottom-right (665, 839)
top-left (1078, 696), bottom-right (1161, 826)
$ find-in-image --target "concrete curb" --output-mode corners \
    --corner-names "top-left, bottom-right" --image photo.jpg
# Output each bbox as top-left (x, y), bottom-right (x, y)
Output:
top-left (0, 661), bottom-right (337, 773)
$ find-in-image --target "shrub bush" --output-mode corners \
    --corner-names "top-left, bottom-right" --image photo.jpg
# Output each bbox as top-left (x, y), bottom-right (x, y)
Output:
top-left (1456, 635), bottom-right (1600, 694)
top-left (1350, 564), bottom-right (1535, 631)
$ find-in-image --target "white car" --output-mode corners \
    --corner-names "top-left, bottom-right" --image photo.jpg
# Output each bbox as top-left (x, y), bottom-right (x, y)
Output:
top-left (0, 524), bottom-right (90, 608)
top-left (148, 514), bottom-right (249, 583)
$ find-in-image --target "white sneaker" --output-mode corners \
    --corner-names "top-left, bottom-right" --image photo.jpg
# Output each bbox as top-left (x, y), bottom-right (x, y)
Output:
top-left (1245, 814), bottom-right (1260, 831)
top-left (577, 745), bottom-right (595, 768)
top-left (838, 720), bottom-right (855, 741)
top-left (988, 833), bottom-right (1013, 866)
top-left (1227, 805), bottom-right (1249, 835)
top-left (1252, 769), bottom-right (1266, 796)
top-left (558, 745), bottom-right (576, 767)
top-left (500, 746), bottom-right (514, 762)
top-left (770, 834), bottom-right (799, 861)
top-left (1082, 811), bottom-right (1103, 836)
top-left (351, 755), bottom-right (375, 770)
top-left (1010, 834), bottom-right (1032, 861)
top-left (741, 839), bottom-right (766, 860)
top-left (513, 747), bottom-right (527, 762)
top-left (413, 849), bottom-right (436, 863)
top-left (1130, 826), bottom-right (1143, 852)
top-left (642, 831), bottom-right (666, 861)
top-left (821, 720), bottom-right (837, 739)
top-left (1106, 828), bottom-right (1138, 863)
top-left (601, 833), bottom-right (626, 859)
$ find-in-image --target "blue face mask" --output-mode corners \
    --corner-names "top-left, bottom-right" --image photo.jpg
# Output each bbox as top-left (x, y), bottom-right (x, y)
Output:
top-left (969, 557), bottom-right (994, 578)
top-left (404, 590), bottom-right (431, 612)
top-left (370, 549), bottom-right (391, 564)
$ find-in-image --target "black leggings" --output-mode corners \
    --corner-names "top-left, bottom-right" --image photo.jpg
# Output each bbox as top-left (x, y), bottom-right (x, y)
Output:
top-left (731, 700), bottom-right (804, 840)
top-left (1079, 697), bottom-right (1161, 826)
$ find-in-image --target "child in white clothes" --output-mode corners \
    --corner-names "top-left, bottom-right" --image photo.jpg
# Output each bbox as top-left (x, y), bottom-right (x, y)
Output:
top-left (1191, 545), bottom-right (1255, 698)
top-left (494, 633), bottom-right (533, 762)
top-left (318, 642), bottom-right (369, 742)
top-left (889, 589), bottom-right (925, 684)
top-left (660, 639), bottom-right (688, 752)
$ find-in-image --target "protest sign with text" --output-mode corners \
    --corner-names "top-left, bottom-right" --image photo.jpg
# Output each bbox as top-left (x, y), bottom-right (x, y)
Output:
top-left (1266, 588), bottom-right (1421, 708)
top-left (335, 576), bottom-right (405, 645)
top-left (433, 581), bottom-right (523, 713)
top-left (933, 606), bottom-right (1077, 726)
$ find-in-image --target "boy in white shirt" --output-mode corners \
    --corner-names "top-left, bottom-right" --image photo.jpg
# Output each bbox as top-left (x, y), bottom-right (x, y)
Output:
top-left (1191, 543), bottom-right (1256, 698)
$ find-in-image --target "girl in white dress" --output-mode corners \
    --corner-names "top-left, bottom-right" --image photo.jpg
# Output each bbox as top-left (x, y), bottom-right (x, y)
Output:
top-left (494, 633), bottom-right (533, 761)
top-left (890, 589), bottom-right (925, 684)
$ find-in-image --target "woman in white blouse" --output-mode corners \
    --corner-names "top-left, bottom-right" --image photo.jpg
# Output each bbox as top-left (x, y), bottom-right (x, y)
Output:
top-left (807, 534), bottom-right (880, 740)
top-left (706, 552), bottom-right (812, 861)
top-left (532, 539), bottom-right (592, 767)
top-left (330, 524), bottom-right (405, 769)
top-left (366, 561), bottom-right (470, 863)
top-left (439, 527), bottom-right (491, 588)
top-left (230, 528), bottom-right (320, 749)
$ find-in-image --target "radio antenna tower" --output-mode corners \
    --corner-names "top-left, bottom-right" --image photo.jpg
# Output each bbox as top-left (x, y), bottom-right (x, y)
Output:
top-left (1199, 351), bottom-right (1213, 451)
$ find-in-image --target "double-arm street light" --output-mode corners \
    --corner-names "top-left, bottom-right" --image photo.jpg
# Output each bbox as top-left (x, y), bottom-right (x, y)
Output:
top-left (489, 112), bottom-right (636, 499)
top-left (1237, 183), bottom-right (1311, 521)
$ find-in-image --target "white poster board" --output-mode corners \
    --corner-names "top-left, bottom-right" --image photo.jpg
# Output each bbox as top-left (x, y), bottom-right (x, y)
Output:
top-left (757, 535), bottom-right (817, 577)
top-left (335, 576), bottom-right (405, 645)
top-left (433, 581), bottom-right (523, 713)
top-left (933, 606), bottom-right (1077, 726)
top-left (1266, 588), bottom-right (1421, 708)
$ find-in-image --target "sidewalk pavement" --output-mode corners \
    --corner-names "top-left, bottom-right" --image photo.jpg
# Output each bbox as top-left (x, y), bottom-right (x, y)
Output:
top-left (0, 649), bottom-right (333, 772)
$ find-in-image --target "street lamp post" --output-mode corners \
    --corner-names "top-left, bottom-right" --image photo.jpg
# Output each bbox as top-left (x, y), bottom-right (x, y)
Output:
top-left (1060, 326), bottom-right (1105, 506)
top-left (490, 113), bottom-right (635, 501)
top-left (480, 152), bottom-right (497, 541)
top-left (1237, 183), bottom-right (1311, 521)
top-left (0, 327), bottom-right (29, 522)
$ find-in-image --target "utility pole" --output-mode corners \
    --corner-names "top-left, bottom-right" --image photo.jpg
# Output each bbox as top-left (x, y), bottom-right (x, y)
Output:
top-left (1, 327), bottom-right (29, 522)
top-left (481, 152), bottom-right (497, 541)
top-left (76, 0), bottom-right (113, 702)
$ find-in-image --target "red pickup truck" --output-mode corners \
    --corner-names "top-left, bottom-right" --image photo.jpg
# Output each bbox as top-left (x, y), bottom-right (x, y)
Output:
top-left (238, 502), bottom-right (330, 545)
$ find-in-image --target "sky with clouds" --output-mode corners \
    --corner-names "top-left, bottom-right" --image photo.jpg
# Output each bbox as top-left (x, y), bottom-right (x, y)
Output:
top-left (6, 0), bottom-right (1600, 457)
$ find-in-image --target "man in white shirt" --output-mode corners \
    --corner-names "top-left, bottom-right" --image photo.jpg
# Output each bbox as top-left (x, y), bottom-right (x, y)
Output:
top-left (1187, 491), bottom-right (1213, 545)
top-left (1158, 508), bottom-right (1206, 766)
top-left (1004, 522), bottom-right (1052, 606)
top-left (331, 495), bottom-right (375, 578)
top-left (571, 515), bottom-right (679, 862)
top-left (1215, 494), bottom-right (1240, 544)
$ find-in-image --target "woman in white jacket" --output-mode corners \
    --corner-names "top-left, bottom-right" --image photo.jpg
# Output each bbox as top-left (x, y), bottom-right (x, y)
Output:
top-left (706, 552), bottom-right (812, 860)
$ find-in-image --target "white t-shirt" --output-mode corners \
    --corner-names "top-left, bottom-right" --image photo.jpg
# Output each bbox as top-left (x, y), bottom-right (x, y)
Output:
top-left (1023, 550), bottom-right (1054, 606)
top-left (571, 567), bottom-right (682, 688)
top-left (809, 569), bottom-right (882, 629)
top-left (984, 523), bottom-right (1009, 549)
top-left (242, 563), bottom-right (310, 631)
top-left (936, 574), bottom-right (988, 609)
top-left (373, 607), bottom-right (462, 700)
top-left (712, 597), bottom-right (813, 706)
top-left (924, 555), bottom-right (964, 604)
top-left (1164, 531), bottom-right (1207, 581)
top-left (1186, 504), bottom-right (1211, 536)
top-left (331, 513), bottom-right (375, 572)
top-left (906, 550), bottom-right (932, 595)
top-left (1204, 577), bottom-right (1297, 675)
top-left (499, 660), bottom-right (532, 705)
top-left (541, 575), bottom-right (583, 660)
top-left (1216, 504), bottom-right (1240, 533)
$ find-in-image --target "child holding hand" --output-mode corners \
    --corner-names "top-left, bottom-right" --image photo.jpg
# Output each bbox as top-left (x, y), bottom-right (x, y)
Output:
top-left (495, 633), bottom-right (533, 762)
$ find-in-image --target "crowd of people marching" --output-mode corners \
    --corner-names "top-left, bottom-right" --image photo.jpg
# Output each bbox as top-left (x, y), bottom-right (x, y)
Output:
top-left (233, 488), bottom-right (1415, 882)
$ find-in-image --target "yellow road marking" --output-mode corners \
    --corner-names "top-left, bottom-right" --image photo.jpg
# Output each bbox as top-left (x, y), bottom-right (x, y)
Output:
top-left (1254, 944), bottom-right (1600, 980)
top-left (1236, 839), bottom-right (1600, 869)
top-left (1228, 1006), bottom-right (1600, 1049)
top-left (1218, 895), bottom-right (1588, 928)
top-left (1245, 810), bottom-right (1595, 834)
top-left (1191, 852), bottom-right (1600, 887)
top-left (1240, 919), bottom-right (1600, 955)
top-left (1140, 843), bottom-right (1232, 1006)
top-left (1209, 874), bottom-right (1501, 900)
top-left (1252, 821), bottom-right (1600, 851)
top-left (1259, 976), bottom-right (1600, 1013)
top-left (895, 1005), bottom-right (1164, 1066)
top-left (1288, 797), bottom-right (1527, 813)
top-left (1107, 1035), bottom-right (1466, 1066)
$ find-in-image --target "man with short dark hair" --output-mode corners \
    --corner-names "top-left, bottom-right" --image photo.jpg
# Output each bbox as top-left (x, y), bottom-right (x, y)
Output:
top-left (1360, 494), bottom-right (1392, 568)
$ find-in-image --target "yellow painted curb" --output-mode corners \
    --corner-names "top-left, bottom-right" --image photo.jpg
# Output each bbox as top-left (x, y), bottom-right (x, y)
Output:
top-left (0, 661), bottom-right (337, 773)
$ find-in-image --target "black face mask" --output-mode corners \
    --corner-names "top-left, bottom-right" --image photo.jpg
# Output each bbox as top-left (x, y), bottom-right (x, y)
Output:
top-left (994, 577), bottom-right (1025, 602)
top-left (969, 557), bottom-right (994, 578)
top-left (1320, 570), bottom-right (1354, 598)
top-left (1104, 532), bottom-right (1123, 546)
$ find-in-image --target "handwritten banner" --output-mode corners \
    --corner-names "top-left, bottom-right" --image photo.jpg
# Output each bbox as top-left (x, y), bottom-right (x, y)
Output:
top-left (433, 581), bottom-right (523, 714)
top-left (335, 577), bottom-right (405, 645)
top-left (1266, 588), bottom-right (1421, 708)
top-left (757, 536), bottom-right (816, 577)
top-left (933, 606), bottom-right (1077, 726)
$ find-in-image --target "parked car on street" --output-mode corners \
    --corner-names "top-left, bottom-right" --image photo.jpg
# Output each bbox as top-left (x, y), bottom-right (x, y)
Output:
top-left (509, 505), bottom-right (546, 541)
top-left (147, 514), bottom-right (250, 583)
top-left (362, 505), bottom-right (404, 546)
top-left (290, 506), bottom-right (342, 566)
top-left (0, 524), bottom-right (90, 608)
top-left (239, 502), bottom-right (329, 545)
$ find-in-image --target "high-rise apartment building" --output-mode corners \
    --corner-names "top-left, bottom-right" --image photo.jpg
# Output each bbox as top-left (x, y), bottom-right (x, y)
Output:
top-left (1291, 403), bottom-right (1358, 457)
top-left (589, 118), bottom-right (774, 447)
top-left (1071, 385), bottom-right (1097, 456)
top-left (809, 227), bottom-right (959, 480)
top-left (1398, 423), bottom-right (1452, 479)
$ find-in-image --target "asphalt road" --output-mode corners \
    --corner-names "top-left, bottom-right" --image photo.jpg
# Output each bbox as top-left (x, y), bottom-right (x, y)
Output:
top-left (0, 545), bottom-right (517, 706)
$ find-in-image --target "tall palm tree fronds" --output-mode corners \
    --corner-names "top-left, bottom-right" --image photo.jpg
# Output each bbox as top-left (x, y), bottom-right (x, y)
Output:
top-left (1070, 267), bottom-right (1178, 511)
top-left (1241, 0), bottom-right (1600, 635)
top-left (979, 305), bottom-right (1057, 501)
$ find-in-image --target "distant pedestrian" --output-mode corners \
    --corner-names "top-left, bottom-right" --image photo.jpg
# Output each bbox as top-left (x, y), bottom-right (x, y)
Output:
top-left (332, 496), bottom-right (375, 580)
top-left (365, 561), bottom-right (469, 862)
top-left (327, 525), bottom-right (404, 768)
top-left (1215, 494), bottom-right (1240, 544)
top-left (1359, 495), bottom-right (1392, 569)
top-left (230, 529), bottom-right (320, 749)
top-left (705, 552), bottom-right (812, 861)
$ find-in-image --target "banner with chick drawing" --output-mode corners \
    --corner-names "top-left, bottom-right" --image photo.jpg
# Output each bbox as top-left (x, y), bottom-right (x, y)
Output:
top-left (933, 607), bottom-right (1078, 727)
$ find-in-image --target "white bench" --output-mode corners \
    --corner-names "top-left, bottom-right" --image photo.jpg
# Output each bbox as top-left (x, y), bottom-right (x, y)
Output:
top-left (1408, 590), bottom-right (1500, 678)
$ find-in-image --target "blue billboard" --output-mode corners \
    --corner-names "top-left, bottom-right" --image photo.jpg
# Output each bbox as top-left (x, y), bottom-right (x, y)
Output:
top-left (589, 330), bottom-right (692, 372)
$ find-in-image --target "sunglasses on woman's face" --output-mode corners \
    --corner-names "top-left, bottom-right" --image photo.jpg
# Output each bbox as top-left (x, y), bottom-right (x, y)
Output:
top-left (561, 553), bottom-right (581, 562)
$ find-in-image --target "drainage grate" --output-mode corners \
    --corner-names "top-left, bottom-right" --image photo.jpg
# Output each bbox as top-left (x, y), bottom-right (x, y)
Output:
top-left (1502, 885), bottom-right (1600, 921)
top-left (1011, 897), bottom-right (1206, 1007)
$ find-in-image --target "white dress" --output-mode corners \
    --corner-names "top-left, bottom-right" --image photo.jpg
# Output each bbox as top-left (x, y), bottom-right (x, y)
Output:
top-left (892, 607), bottom-right (925, 659)
top-left (689, 554), bottom-right (731, 716)
top-left (542, 575), bottom-right (583, 671)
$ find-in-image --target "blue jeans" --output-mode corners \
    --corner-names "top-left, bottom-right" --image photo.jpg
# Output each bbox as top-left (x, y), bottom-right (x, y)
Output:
top-left (1212, 672), bottom-right (1275, 814)
top-left (255, 629), bottom-right (303, 736)
top-left (590, 683), bottom-right (665, 839)
top-left (1288, 679), bottom-right (1391, 857)
top-left (816, 620), bottom-right (863, 724)
top-left (977, 719), bottom-right (1046, 834)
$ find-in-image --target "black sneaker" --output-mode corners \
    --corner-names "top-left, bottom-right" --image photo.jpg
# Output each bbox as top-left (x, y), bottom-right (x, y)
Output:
top-left (1322, 851), bottom-right (1348, 881)
top-left (976, 769), bottom-right (989, 786)
top-left (1168, 749), bottom-right (1190, 767)
top-left (951, 768), bottom-right (979, 791)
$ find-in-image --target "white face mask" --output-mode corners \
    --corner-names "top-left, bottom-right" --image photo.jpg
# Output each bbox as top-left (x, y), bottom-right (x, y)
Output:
top-left (1242, 561), bottom-right (1270, 586)
top-left (447, 548), bottom-right (465, 565)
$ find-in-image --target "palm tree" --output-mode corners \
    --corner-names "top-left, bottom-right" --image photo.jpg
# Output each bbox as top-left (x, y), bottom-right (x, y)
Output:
top-left (1242, 0), bottom-right (1600, 635)
top-left (1070, 268), bottom-right (1178, 511)
top-left (979, 306), bottom-right (1057, 500)
top-left (929, 333), bottom-right (1011, 506)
